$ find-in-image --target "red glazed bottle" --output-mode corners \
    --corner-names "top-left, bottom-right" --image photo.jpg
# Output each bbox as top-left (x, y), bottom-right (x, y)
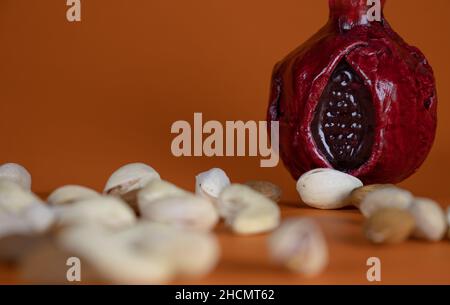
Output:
top-left (267, 0), bottom-right (437, 184)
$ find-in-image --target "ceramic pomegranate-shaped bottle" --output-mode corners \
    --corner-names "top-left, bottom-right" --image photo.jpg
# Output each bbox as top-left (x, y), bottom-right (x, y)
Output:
top-left (267, 0), bottom-right (437, 184)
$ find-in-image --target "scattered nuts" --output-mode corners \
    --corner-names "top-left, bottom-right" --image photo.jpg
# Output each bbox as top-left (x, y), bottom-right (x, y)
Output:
top-left (245, 180), bottom-right (282, 202)
top-left (296, 168), bottom-right (363, 209)
top-left (195, 168), bottom-right (230, 204)
top-left (56, 224), bottom-right (173, 284)
top-left (0, 163), bottom-right (32, 190)
top-left (217, 184), bottom-right (280, 235)
top-left (104, 163), bottom-right (161, 211)
top-left (359, 187), bottom-right (413, 217)
top-left (47, 185), bottom-right (100, 206)
top-left (344, 184), bottom-right (394, 208)
top-left (363, 208), bottom-right (415, 244)
top-left (21, 222), bottom-right (220, 284)
top-left (268, 218), bottom-right (328, 276)
top-left (5, 159), bottom-right (448, 285)
top-left (54, 196), bottom-right (136, 230)
top-left (409, 198), bottom-right (447, 241)
top-left (50, 222), bottom-right (220, 283)
top-left (139, 195), bottom-right (219, 231)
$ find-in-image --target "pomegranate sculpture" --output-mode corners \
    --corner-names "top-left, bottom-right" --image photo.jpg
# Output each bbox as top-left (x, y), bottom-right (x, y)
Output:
top-left (267, 0), bottom-right (437, 184)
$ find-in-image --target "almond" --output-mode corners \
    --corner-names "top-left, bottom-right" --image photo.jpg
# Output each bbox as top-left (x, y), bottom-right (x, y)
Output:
top-left (364, 208), bottom-right (415, 244)
top-left (245, 180), bottom-right (282, 202)
top-left (344, 184), bottom-right (394, 208)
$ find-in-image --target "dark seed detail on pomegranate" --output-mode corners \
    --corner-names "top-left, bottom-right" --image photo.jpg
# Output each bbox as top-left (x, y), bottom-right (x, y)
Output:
top-left (311, 60), bottom-right (375, 171)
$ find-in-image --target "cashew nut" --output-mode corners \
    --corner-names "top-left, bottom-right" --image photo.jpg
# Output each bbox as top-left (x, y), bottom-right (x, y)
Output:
top-left (217, 184), bottom-right (280, 235)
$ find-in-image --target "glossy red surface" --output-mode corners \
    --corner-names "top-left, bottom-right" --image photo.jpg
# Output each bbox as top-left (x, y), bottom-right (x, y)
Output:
top-left (267, 0), bottom-right (437, 184)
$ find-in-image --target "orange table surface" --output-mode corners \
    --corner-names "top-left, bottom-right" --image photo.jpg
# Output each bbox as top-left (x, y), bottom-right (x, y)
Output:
top-left (1, 201), bottom-right (449, 285)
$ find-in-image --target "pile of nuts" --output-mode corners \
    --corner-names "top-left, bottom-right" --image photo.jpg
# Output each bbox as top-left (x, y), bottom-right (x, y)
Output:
top-left (1, 162), bottom-right (318, 283)
top-left (1, 163), bottom-right (448, 283)
top-left (297, 168), bottom-right (450, 244)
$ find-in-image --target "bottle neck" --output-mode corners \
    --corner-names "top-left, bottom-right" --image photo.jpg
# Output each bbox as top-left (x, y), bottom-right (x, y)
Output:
top-left (329, 0), bottom-right (386, 30)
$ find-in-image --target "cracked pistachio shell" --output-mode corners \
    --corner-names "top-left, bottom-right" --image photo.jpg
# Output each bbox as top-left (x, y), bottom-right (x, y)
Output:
top-left (195, 168), bottom-right (230, 203)
top-left (104, 163), bottom-right (160, 195)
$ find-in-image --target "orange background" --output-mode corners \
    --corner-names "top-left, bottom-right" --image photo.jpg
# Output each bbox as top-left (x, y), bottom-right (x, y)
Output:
top-left (0, 0), bottom-right (449, 201)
